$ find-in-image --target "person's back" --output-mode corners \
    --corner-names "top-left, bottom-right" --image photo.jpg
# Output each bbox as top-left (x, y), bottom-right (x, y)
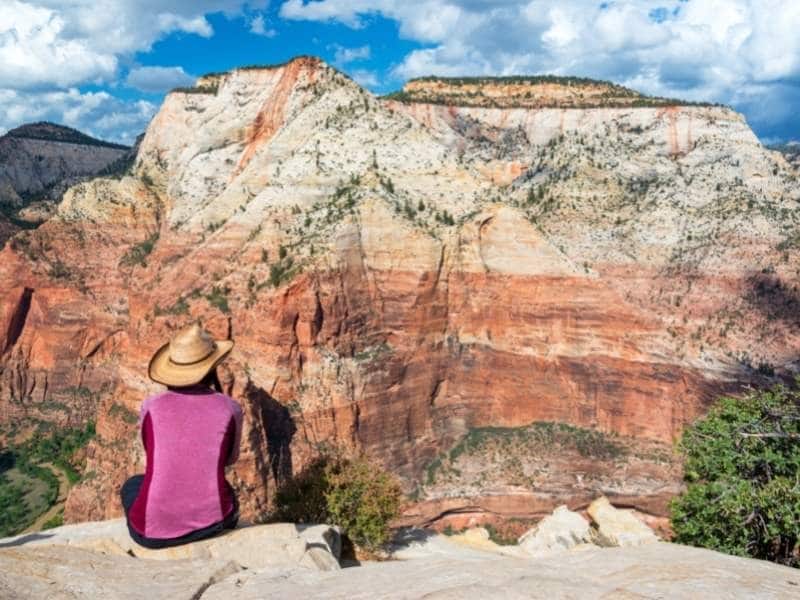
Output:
top-left (127, 388), bottom-right (242, 541)
top-left (121, 323), bottom-right (242, 549)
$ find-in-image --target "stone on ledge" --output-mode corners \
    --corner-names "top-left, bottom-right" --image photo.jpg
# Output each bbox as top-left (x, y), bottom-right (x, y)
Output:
top-left (518, 505), bottom-right (591, 556)
top-left (587, 496), bottom-right (659, 547)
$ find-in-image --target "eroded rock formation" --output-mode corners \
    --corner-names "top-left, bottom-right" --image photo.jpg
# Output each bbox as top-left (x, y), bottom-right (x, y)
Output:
top-left (0, 57), bottom-right (798, 526)
top-left (0, 122), bottom-right (131, 246)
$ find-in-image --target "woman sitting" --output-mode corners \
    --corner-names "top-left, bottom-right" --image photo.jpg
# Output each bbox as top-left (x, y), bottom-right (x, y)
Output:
top-left (120, 323), bottom-right (243, 549)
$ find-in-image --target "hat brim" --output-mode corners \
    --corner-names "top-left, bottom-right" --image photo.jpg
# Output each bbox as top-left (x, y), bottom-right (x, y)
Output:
top-left (148, 339), bottom-right (234, 387)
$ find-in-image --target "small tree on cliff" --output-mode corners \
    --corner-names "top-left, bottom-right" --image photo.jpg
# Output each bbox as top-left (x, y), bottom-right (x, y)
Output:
top-left (271, 453), bottom-right (402, 553)
top-left (671, 383), bottom-right (800, 567)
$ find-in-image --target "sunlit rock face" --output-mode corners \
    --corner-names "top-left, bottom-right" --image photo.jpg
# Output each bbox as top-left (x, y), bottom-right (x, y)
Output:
top-left (0, 57), bottom-right (798, 526)
top-left (0, 122), bottom-right (131, 246)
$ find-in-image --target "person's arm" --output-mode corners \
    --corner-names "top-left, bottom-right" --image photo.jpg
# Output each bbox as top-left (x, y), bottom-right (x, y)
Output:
top-left (226, 399), bottom-right (243, 466)
top-left (138, 396), bottom-right (156, 447)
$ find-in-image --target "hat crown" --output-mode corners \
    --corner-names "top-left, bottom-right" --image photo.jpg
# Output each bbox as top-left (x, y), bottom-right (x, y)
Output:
top-left (168, 324), bottom-right (217, 365)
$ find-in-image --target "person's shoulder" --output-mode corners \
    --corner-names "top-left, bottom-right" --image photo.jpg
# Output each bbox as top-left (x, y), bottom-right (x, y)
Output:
top-left (217, 393), bottom-right (243, 416)
top-left (141, 391), bottom-right (169, 411)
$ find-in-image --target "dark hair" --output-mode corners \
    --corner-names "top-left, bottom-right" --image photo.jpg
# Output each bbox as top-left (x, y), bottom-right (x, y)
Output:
top-left (168, 367), bottom-right (223, 393)
top-left (202, 368), bottom-right (223, 393)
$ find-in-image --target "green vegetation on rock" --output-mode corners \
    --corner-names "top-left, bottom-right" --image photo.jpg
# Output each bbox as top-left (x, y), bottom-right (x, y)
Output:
top-left (383, 75), bottom-right (721, 109)
top-left (119, 231), bottom-right (159, 267)
top-left (671, 384), bottom-right (800, 568)
top-left (270, 453), bottom-right (402, 553)
top-left (0, 465), bottom-right (54, 537)
top-left (170, 84), bottom-right (219, 95)
top-left (6, 121), bottom-right (129, 150)
top-left (0, 421), bottom-right (95, 536)
top-left (425, 421), bottom-right (627, 488)
top-left (42, 510), bottom-right (64, 530)
top-left (205, 284), bottom-right (231, 314)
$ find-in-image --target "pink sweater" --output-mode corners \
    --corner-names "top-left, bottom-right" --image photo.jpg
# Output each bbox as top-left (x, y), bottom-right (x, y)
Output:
top-left (128, 388), bottom-right (243, 539)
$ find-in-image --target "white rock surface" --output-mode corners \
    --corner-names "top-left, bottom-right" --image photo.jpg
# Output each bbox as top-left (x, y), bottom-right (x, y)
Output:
top-left (0, 545), bottom-right (243, 600)
top-left (0, 518), bottom-right (341, 570)
top-left (587, 496), bottom-right (659, 547)
top-left (518, 505), bottom-right (592, 556)
top-left (202, 543), bottom-right (800, 600)
top-left (2, 519), bottom-right (798, 599)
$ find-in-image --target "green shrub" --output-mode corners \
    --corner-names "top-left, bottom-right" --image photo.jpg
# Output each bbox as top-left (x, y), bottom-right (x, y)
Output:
top-left (671, 384), bottom-right (800, 567)
top-left (109, 402), bottom-right (139, 425)
top-left (154, 297), bottom-right (189, 316)
top-left (42, 511), bottom-right (64, 530)
top-left (119, 231), bottom-right (159, 267)
top-left (14, 421), bottom-right (95, 467)
top-left (170, 85), bottom-right (218, 95)
top-left (484, 523), bottom-right (518, 546)
top-left (271, 454), bottom-right (402, 552)
top-left (268, 256), bottom-right (296, 288)
top-left (48, 260), bottom-right (73, 280)
top-left (205, 285), bottom-right (230, 313)
top-left (272, 458), bottom-right (330, 525)
top-left (0, 474), bottom-right (29, 536)
top-left (325, 457), bottom-right (402, 552)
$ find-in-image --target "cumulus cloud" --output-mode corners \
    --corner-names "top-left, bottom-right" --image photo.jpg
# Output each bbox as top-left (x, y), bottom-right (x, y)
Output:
top-left (0, 1), bottom-right (118, 89)
top-left (0, 1), bottom-right (266, 141)
top-left (126, 66), bottom-right (196, 93)
top-left (333, 45), bottom-right (371, 65)
top-left (250, 14), bottom-right (278, 37)
top-left (280, 0), bottom-right (800, 139)
top-left (280, 0), bottom-right (473, 42)
top-left (2, 1), bottom-right (265, 89)
top-left (0, 88), bottom-right (156, 144)
top-left (350, 69), bottom-right (379, 88)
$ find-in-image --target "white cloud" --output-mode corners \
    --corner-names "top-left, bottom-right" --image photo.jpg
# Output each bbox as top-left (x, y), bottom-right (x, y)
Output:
top-left (0, 1), bottom-right (118, 89)
top-left (0, 88), bottom-right (156, 145)
top-left (280, 0), bottom-right (474, 42)
top-left (250, 14), bottom-right (277, 37)
top-left (350, 69), bottom-right (379, 88)
top-left (333, 45), bottom-right (371, 65)
top-left (1, 1), bottom-right (268, 89)
top-left (156, 13), bottom-right (214, 38)
top-left (126, 65), bottom-right (196, 93)
top-left (0, 1), bottom-right (267, 141)
top-left (280, 0), bottom-right (800, 138)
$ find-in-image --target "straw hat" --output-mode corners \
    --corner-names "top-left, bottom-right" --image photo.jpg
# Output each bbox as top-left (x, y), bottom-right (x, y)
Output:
top-left (148, 323), bottom-right (234, 387)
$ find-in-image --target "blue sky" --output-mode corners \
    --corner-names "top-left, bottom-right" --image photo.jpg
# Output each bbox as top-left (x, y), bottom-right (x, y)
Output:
top-left (2, 1), bottom-right (799, 145)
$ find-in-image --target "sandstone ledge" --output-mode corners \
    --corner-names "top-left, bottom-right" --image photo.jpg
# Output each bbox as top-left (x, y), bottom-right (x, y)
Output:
top-left (1, 521), bottom-right (798, 599)
top-left (0, 518), bottom-right (341, 570)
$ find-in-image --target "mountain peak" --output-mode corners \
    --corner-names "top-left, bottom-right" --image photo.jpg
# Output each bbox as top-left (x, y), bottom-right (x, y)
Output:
top-left (5, 121), bottom-right (129, 150)
top-left (172, 56), bottom-right (341, 96)
top-left (385, 74), bottom-right (717, 109)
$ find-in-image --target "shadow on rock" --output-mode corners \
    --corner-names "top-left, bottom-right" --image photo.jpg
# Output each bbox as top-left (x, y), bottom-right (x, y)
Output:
top-left (746, 271), bottom-right (800, 329)
top-left (245, 382), bottom-right (297, 486)
top-left (0, 532), bottom-right (54, 548)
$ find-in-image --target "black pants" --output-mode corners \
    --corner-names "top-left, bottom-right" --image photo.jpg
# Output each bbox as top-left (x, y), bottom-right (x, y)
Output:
top-left (120, 475), bottom-right (239, 549)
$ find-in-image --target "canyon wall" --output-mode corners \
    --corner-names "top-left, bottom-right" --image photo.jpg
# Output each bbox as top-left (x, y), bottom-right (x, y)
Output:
top-left (0, 57), bottom-right (797, 526)
top-left (0, 122), bottom-right (130, 245)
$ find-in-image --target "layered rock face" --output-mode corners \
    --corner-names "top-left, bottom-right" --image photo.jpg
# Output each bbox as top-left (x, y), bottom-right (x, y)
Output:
top-left (773, 142), bottom-right (800, 172)
top-left (0, 57), bottom-right (798, 526)
top-left (0, 122), bottom-right (130, 245)
top-left (394, 75), bottom-right (703, 108)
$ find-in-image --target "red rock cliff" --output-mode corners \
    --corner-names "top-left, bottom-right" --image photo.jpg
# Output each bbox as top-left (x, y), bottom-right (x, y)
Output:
top-left (0, 59), bottom-right (797, 526)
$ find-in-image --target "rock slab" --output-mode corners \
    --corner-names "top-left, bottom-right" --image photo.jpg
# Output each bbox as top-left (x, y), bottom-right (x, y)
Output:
top-left (202, 543), bottom-right (800, 600)
top-left (2, 521), bottom-right (798, 599)
top-left (587, 496), bottom-right (659, 547)
top-left (518, 505), bottom-right (592, 556)
top-left (0, 519), bottom-right (341, 571)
